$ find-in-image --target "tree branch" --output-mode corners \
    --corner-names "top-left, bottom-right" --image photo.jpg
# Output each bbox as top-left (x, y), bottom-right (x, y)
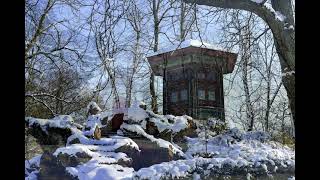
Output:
top-left (25, 93), bottom-right (72, 103)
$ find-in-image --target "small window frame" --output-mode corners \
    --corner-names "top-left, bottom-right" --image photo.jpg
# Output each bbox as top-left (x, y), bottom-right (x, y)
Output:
top-left (180, 89), bottom-right (188, 101)
top-left (207, 72), bottom-right (216, 81)
top-left (208, 90), bottom-right (216, 101)
top-left (171, 92), bottom-right (178, 102)
top-left (198, 73), bottom-right (205, 79)
top-left (198, 89), bottom-right (206, 100)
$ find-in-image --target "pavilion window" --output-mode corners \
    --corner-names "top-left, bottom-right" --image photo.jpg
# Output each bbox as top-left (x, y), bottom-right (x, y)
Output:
top-left (207, 72), bottom-right (216, 81)
top-left (180, 89), bottom-right (188, 101)
top-left (198, 89), bottom-right (206, 100)
top-left (171, 92), bottom-right (178, 102)
top-left (198, 73), bottom-right (205, 79)
top-left (208, 90), bottom-right (216, 101)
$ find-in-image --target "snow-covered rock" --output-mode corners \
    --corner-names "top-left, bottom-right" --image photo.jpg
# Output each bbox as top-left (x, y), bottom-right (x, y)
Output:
top-left (133, 139), bottom-right (294, 180)
top-left (25, 115), bottom-right (75, 133)
top-left (27, 104), bottom-right (294, 179)
top-left (25, 116), bottom-right (79, 145)
top-left (127, 104), bottom-right (148, 124)
top-left (41, 131), bottom-right (140, 179)
top-left (25, 155), bottom-right (42, 180)
top-left (87, 101), bottom-right (102, 115)
top-left (146, 111), bottom-right (192, 133)
top-left (120, 123), bottom-right (184, 157)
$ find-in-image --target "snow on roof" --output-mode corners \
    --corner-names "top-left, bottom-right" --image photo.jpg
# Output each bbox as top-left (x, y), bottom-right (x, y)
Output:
top-left (147, 39), bottom-right (236, 57)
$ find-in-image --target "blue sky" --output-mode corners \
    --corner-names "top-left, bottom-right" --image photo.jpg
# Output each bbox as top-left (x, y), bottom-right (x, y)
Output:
top-left (43, 0), bottom-right (290, 130)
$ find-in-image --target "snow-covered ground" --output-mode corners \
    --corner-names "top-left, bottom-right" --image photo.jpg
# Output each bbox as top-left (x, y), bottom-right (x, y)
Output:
top-left (132, 129), bottom-right (294, 180)
top-left (25, 102), bottom-right (294, 180)
top-left (66, 161), bottom-right (134, 180)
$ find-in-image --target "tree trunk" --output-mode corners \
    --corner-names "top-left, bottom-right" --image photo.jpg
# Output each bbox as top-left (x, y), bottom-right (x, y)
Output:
top-left (110, 73), bottom-right (120, 109)
top-left (150, 73), bottom-right (158, 113)
top-left (240, 27), bottom-right (255, 131)
top-left (151, 23), bottom-right (159, 113)
top-left (265, 78), bottom-right (271, 132)
top-left (151, 3), bottom-right (160, 113)
top-left (180, 0), bottom-right (186, 41)
top-left (126, 79), bottom-right (133, 108)
top-left (282, 72), bottom-right (295, 126)
top-left (184, 0), bottom-right (295, 127)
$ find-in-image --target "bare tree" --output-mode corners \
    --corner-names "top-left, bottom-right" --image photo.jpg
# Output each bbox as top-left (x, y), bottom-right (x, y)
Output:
top-left (88, 0), bottom-right (128, 109)
top-left (122, 1), bottom-right (145, 107)
top-left (240, 22), bottom-right (256, 131)
top-left (25, 0), bottom-right (92, 118)
top-left (184, 0), bottom-right (295, 127)
top-left (177, 0), bottom-right (198, 41)
top-left (252, 29), bottom-right (283, 132)
top-left (147, 0), bottom-right (175, 113)
top-left (217, 8), bottom-right (292, 132)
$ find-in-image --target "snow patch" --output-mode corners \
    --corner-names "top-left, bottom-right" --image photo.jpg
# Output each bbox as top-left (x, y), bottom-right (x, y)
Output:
top-left (264, 3), bottom-right (287, 22)
top-left (127, 106), bottom-right (148, 123)
top-left (66, 159), bottom-right (134, 180)
top-left (275, 11), bottom-right (286, 22)
top-left (250, 0), bottom-right (265, 3)
top-left (87, 101), bottom-right (102, 112)
top-left (133, 156), bottom-right (257, 180)
top-left (282, 70), bottom-right (295, 77)
top-left (147, 111), bottom-right (190, 133)
top-left (133, 134), bottom-right (295, 180)
top-left (288, 176), bottom-right (295, 180)
top-left (285, 25), bottom-right (294, 30)
top-left (121, 123), bottom-right (184, 156)
top-left (26, 115), bottom-right (75, 133)
top-left (86, 115), bottom-right (102, 129)
top-left (193, 173), bottom-right (201, 180)
top-left (25, 155), bottom-right (42, 180)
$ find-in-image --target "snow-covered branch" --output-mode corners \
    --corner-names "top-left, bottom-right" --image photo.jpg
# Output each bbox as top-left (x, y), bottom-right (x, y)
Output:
top-left (25, 94), bottom-right (55, 116)
top-left (25, 93), bottom-right (72, 104)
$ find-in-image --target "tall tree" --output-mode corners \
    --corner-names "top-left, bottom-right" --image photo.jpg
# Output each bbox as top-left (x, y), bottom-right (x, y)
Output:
top-left (25, 0), bottom-right (90, 118)
top-left (123, 1), bottom-right (145, 107)
top-left (147, 0), bottom-right (174, 113)
top-left (239, 19), bottom-right (255, 131)
top-left (89, 0), bottom-right (127, 109)
top-left (184, 0), bottom-right (295, 127)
